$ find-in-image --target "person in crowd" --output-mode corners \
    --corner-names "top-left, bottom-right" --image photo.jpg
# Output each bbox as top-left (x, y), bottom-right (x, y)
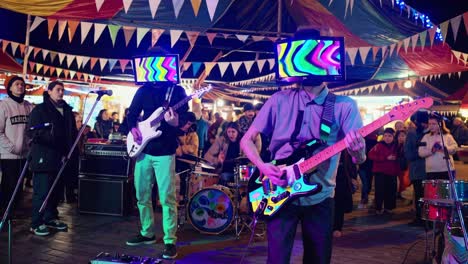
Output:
top-left (357, 130), bottom-right (378, 209)
top-left (333, 150), bottom-right (358, 238)
top-left (84, 125), bottom-right (97, 140)
top-left (405, 111), bottom-right (429, 226)
top-left (0, 75), bottom-right (34, 215)
top-left (111, 111), bottom-right (119, 123)
top-left (240, 75), bottom-right (366, 263)
top-left (205, 122), bottom-right (245, 186)
top-left (418, 117), bottom-right (458, 180)
top-left (124, 70), bottom-right (188, 260)
top-left (368, 127), bottom-right (400, 215)
top-left (175, 112), bottom-right (198, 202)
top-left (396, 130), bottom-right (410, 200)
top-left (112, 121), bottom-right (121, 133)
top-left (194, 109), bottom-right (208, 157)
top-left (118, 108), bottom-right (130, 135)
top-left (450, 117), bottom-right (468, 147)
top-left (94, 109), bottom-right (113, 139)
top-left (394, 121), bottom-right (406, 132)
top-left (27, 80), bottom-right (78, 236)
top-left (237, 103), bottom-right (256, 134)
top-left (207, 113), bottom-right (224, 143)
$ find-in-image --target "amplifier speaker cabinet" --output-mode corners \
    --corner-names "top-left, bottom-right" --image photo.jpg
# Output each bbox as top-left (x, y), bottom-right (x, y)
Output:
top-left (78, 176), bottom-right (132, 216)
top-left (79, 157), bottom-right (131, 178)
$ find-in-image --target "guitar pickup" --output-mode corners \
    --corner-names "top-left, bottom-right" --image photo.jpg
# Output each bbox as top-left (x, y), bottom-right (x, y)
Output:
top-left (271, 191), bottom-right (290, 203)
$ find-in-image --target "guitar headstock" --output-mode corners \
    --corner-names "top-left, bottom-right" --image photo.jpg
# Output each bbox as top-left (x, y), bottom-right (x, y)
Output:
top-left (387, 97), bottom-right (434, 121)
top-left (192, 84), bottom-right (213, 99)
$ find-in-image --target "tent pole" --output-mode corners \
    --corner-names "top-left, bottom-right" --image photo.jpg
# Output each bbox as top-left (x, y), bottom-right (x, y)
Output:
top-left (277, 0), bottom-right (282, 37)
top-left (22, 14), bottom-right (31, 78)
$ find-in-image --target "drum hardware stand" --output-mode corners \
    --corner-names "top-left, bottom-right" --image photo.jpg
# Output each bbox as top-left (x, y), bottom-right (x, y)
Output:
top-left (176, 168), bottom-right (191, 229)
top-left (232, 164), bottom-right (252, 239)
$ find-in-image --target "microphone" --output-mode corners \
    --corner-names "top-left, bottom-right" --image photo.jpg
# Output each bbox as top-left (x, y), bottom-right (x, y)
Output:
top-left (29, 123), bottom-right (52, 131)
top-left (426, 110), bottom-right (449, 122)
top-left (90, 90), bottom-right (113, 96)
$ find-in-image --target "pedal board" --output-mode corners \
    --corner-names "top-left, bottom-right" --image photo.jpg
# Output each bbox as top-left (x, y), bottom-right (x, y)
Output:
top-left (90, 252), bottom-right (171, 264)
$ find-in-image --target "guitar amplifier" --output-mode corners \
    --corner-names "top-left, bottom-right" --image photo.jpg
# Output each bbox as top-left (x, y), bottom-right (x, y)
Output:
top-left (78, 176), bottom-right (131, 216)
top-left (80, 143), bottom-right (131, 178)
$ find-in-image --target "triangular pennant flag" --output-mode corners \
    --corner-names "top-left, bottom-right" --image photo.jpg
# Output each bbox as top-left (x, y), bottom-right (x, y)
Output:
top-left (344, 0), bottom-right (350, 18)
top-left (206, 0), bottom-right (219, 21)
top-left (372, 46), bottom-right (380, 61)
top-left (67, 55), bottom-right (76, 68)
top-left (82, 56), bottom-right (90, 68)
top-left (388, 82), bottom-right (395, 91)
top-left (358, 47), bottom-right (371, 64)
top-left (108, 24), bottom-right (121, 47)
top-left (396, 41), bottom-right (402, 55)
top-left (76, 72), bottom-right (83, 80)
top-left (428, 27), bottom-right (437, 47)
top-left (349, 0), bottom-right (355, 16)
top-left (206, 33), bottom-right (217, 45)
top-left (47, 19), bottom-right (57, 39)
top-left (94, 23), bottom-right (107, 44)
top-left (267, 36), bottom-right (278, 42)
top-left (83, 73), bottom-right (88, 82)
top-left (49, 52), bottom-right (57, 63)
top-left (388, 44), bottom-right (396, 57)
top-left (19, 44), bottom-right (25, 56)
top-left (217, 62), bottom-right (229, 77)
top-left (89, 74), bottom-right (95, 82)
top-left (204, 62), bottom-right (216, 76)
top-left (402, 38), bottom-right (410, 53)
top-left (56, 68), bottom-right (63, 77)
top-left (43, 66), bottom-right (50, 75)
top-left (81, 22), bottom-right (93, 44)
top-left (90, 58), bottom-right (98, 70)
top-left (58, 53), bottom-right (66, 65)
top-left (419, 30), bottom-right (427, 50)
top-left (252, 35), bottom-right (264, 42)
top-left (448, 72), bottom-right (452, 78)
top-left (172, 0), bottom-right (184, 18)
top-left (122, 26), bottom-right (136, 47)
top-left (257, 59), bottom-right (266, 73)
top-left (411, 34), bottom-right (419, 52)
top-left (439, 21), bottom-right (449, 44)
top-left (10, 42), bottom-right (19, 56)
top-left (36, 63), bottom-right (43, 73)
top-left (170, 29), bottom-right (183, 48)
top-left (136, 27), bottom-right (150, 48)
top-left (119, 59), bottom-right (130, 73)
top-left (67, 20), bottom-right (79, 43)
top-left (236, 34), bottom-right (249, 42)
top-left (95, 0), bottom-right (105, 12)
top-left (346, 48), bottom-right (358, 66)
top-left (50, 67), bottom-right (56, 75)
top-left (151, 29), bottom-right (164, 47)
top-left (182, 62), bottom-right (191, 71)
top-left (108, 59), bottom-right (118, 71)
top-left (452, 50), bottom-right (461, 63)
top-left (192, 62), bottom-right (202, 76)
top-left (99, 58), bottom-right (108, 71)
top-left (28, 62), bottom-right (35, 71)
top-left (30, 16), bottom-right (46, 32)
top-left (458, 72), bottom-right (462, 78)
top-left (190, 0), bottom-right (202, 16)
top-left (450, 15), bottom-right (462, 42)
top-left (69, 70), bottom-right (76, 80)
top-left (464, 13), bottom-right (468, 35)
top-left (267, 58), bottom-right (275, 70)
top-left (231, 61), bottom-right (242, 75)
top-left (76, 56), bottom-right (84, 69)
top-left (149, 0), bottom-right (162, 19)
top-left (41, 49), bottom-right (49, 61)
top-left (33, 47), bottom-right (41, 59)
top-left (123, 0), bottom-right (133, 13)
top-left (244, 60), bottom-right (255, 74)
top-left (57, 20), bottom-right (67, 41)
top-left (222, 33), bottom-right (230, 39)
top-left (186, 31), bottom-right (200, 47)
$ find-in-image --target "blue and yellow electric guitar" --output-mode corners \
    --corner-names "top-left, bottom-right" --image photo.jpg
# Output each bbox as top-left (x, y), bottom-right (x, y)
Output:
top-left (248, 97), bottom-right (434, 218)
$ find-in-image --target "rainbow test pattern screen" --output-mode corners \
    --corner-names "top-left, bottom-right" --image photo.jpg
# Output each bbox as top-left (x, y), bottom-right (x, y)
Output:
top-left (133, 55), bottom-right (180, 84)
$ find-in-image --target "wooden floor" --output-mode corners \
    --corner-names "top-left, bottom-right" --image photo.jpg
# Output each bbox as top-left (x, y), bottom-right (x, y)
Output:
top-left (2, 161), bottom-right (468, 264)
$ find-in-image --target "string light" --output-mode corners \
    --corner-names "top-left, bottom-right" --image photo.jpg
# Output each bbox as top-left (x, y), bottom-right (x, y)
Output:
top-left (394, 0), bottom-right (443, 41)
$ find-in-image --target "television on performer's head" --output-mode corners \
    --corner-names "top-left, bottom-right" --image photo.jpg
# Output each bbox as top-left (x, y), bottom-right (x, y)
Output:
top-left (132, 54), bottom-right (180, 84)
top-left (275, 36), bottom-right (346, 84)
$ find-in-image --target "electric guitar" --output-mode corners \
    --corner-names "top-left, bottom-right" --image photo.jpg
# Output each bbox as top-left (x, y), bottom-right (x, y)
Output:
top-left (248, 97), bottom-right (434, 218)
top-left (126, 85), bottom-right (212, 158)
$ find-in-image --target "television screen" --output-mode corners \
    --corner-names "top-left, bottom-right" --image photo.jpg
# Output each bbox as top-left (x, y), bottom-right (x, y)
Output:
top-left (275, 37), bottom-right (345, 83)
top-left (132, 55), bottom-right (180, 84)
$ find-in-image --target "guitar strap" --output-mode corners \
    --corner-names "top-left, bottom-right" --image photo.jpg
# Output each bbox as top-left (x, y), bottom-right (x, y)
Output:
top-left (164, 85), bottom-right (174, 107)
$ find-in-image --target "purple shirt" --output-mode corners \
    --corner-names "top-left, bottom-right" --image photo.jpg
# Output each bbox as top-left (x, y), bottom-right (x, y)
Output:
top-left (250, 87), bottom-right (363, 205)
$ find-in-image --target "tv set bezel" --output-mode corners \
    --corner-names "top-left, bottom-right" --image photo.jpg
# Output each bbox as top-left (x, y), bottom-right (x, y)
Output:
top-left (274, 36), bottom-right (346, 84)
top-left (132, 54), bottom-right (181, 85)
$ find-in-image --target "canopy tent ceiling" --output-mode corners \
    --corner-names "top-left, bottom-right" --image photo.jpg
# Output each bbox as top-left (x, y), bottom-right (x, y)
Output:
top-left (0, 0), bottom-right (466, 102)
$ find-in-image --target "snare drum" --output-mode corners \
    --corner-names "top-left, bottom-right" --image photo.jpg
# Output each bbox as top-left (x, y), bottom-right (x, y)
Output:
top-left (189, 172), bottom-right (219, 197)
top-left (187, 185), bottom-right (234, 234)
top-left (238, 165), bottom-right (256, 182)
top-left (421, 198), bottom-right (453, 222)
top-left (422, 180), bottom-right (468, 201)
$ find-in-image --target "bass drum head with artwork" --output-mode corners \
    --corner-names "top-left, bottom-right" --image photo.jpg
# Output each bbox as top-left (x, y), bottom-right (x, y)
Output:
top-left (187, 185), bottom-right (234, 234)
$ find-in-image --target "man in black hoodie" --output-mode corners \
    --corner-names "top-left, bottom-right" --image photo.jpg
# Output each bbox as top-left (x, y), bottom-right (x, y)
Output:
top-left (27, 81), bottom-right (78, 236)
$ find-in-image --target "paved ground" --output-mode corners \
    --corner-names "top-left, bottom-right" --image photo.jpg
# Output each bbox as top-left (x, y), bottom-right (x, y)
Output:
top-left (1, 161), bottom-right (468, 264)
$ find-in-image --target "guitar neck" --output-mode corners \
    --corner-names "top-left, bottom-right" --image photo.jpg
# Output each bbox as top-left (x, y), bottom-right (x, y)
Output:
top-left (298, 114), bottom-right (391, 174)
top-left (149, 95), bottom-right (193, 127)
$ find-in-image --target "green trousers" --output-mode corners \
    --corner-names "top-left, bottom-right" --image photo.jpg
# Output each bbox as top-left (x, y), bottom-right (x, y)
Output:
top-left (134, 154), bottom-right (177, 244)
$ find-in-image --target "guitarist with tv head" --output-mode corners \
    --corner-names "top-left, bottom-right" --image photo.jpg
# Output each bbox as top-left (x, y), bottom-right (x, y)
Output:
top-left (241, 78), bottom-right (366, 263)
top-left (124, 52), bottom-right (188, 261)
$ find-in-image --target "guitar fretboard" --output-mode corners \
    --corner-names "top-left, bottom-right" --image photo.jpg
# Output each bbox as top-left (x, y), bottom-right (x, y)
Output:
top-left (149, 95), bottom-right (193, 127)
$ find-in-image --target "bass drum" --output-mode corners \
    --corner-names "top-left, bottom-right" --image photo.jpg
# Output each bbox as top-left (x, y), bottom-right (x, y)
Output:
top-left (187, 185), bottom-right (234, 234)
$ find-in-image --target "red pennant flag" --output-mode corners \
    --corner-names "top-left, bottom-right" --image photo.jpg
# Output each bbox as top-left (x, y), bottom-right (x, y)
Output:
top-left (76, 72), bottom-right (82, 80)
top-left (206, 32), bottom-right (217, 45)
top-left (68, 21), bottom-right (80, 43)
top-left (19, 44), bottom-right (25, 56)
top-left (33, 47), bottom-right (41, 59)
top-left (29, 62), bottom-right (36, 71)
top-left (90, 58), bottom-right (98, 70)
top-left (119, 59), bottom-right (130, 73)
top-left (428, 27), bottom-right (437, 47)
top-left (49, 67), bottom-right (56, 76)
top-left (63, 69), bottom-right (70, 78)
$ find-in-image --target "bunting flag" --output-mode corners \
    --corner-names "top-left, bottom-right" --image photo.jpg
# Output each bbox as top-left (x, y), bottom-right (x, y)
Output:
top-left (19, 44), bottom-right (25, 56)
top-left (10, 42), bottom-right (19, 56)
top-left (43, 65), bottom-right (50, 75)
top-left (358, 47), bottom-right (371, 64)
top-left (192, 62), bottom-right (202, 76)
top-left (257, 59), bottom-right (266, 73)
top-left (30, 16), bottom-right (46, 33)
top-left (231, 61), bottom-right (242, 75)
top-left (186, 31), bottom-right (200, 47)
top-left (222, 33), bottom-right (230, 39)
top-left (94, 23), bottom-right (107, 44)
top-left (428, 27), bottom-right (437, 47)
top-left (419, 30), bottom-right (427, 50)
top-left (395, 41), bottom-right (402, 55)
top-left (206, 33), bottom-right (217, 45)
top-left (108, 59), bottom-right (118, 71)
top-left (464, 13), bottom-right (468, 35)
top-left (41, 49), bottom-right (49, 61)
top-left (217, 62), bottom-right (230, 77)
top-left (458, 71), bottom-right (462, 78)
top-left (75, 56), bottom-right (83, 69)
top-left (90, 57), bottom-right (98, 70)
top-left (29, 62), bottom-right (35, 71)
top-left (204, 62), bottom-right (216, 76)
top-left (33, 47), bottom-right (41, 59)
top-left (82, 56), bottom-right (90, 68)
top-left (439, 21), bottom-right (450, 44)
top-left (182, 62), bottom-right (190, 71)
top-left (47, 19), bottom-right (57, 39)
top-left (83, 73), bottom-right (88, 82)
top-left (136, 27), bottom-right (150, 48)
top-left (170, 29), bottom-right (183, 48)
top-left (236, 34), bottom-right (249, 42)
top-left (108, 24), bottom-right (122, 46)
top-left (67, 21), bottom-right (79, 43)
top-left (76, 72), bottom-right (82, 80)
top-left (151, 29), bottom-right (164, 47)
top-left (244, 60), bottom-right (255, 74)
top-left (123, 0), bottom-right (133, 13)
top-left (452, 50), bottom-right (461, 63)
top-left (268, 58), bottom-right (275, 70)
top-left (95, 0), bottom-right (105, 12)
top-left (67, 55), bottom-right (76, 68)
top-left (50, 52), bottom-right (57, 64)
top-left (69, 70), bottom-right (76, 79)
top-left (149, 0), bottom-right (162, 19)
top-left (36, 63), bottom-right (43, 73)
top-left (119, 59), bottom-right (130, 72)
top-left (450, 15), bottom-right (462, 42)
top-left (402, 37), bottom-right (410, 53)
top-left (372, 46), bottom-right (379, 61)
top-left (57, 20), bottom-right (67, 41)
top-left (411, 34), bottom-right (419, 52)
top-left (123, 26), bottom-right (136, 46)
top-left (58, 53), bottom-right (66, 65)
top-left (252, 35), bottom-right (264, 42)
top-left (346, 48), bottom-right (358, 66)
top-left (56, 68), bottom-right (63, 78)
top-left (99, 58), bottom-right (108, 71)
top-left (172, 0), bottom-right (184, 18)
top-left (206, 0), bottom-right (219, 21)
top-left (80, 22), bottom-right (93, 44)
top-left (190, 0), bottom-right (202, 16)
top-left (1, 40), bottom-right (6, 53)
top-left (381, 46), bottom-right (387, 58)
top-left (49, 67), bottom-right (56, 76)
top-left (267, 36), bottom-right (278, 42)
top-left (388, 43), bottom-right (396, 57)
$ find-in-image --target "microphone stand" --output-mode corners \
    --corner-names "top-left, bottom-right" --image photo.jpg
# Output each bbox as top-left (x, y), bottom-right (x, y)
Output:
top-left (435, 118), bottom-right (468, 251)
top-left (39, 93), bottom-right (107, 214)
top-left (0, 132), bottom-right (40, 264)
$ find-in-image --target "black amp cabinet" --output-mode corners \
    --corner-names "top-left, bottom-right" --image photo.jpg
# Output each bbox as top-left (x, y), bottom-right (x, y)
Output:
top-left (79, 143), bottom-right (131, 178)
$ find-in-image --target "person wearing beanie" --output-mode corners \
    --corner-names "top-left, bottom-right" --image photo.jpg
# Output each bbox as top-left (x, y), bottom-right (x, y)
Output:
top-left (237, 103), bottom-right (261, 153)
top-left (0, 75), bottom-right (34, 216)
top-left (26, 80), bottom-right (78, 236)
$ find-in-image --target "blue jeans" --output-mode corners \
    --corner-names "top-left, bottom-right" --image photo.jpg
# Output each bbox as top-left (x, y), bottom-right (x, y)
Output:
top-left (358, 168), bottom-right (373, 202)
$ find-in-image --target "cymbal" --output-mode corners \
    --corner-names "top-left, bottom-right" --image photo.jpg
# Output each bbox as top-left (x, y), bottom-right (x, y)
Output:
top-left (192, 171), bottom-right (218, 177)
top-left (176, 158), bottom-right (215, 170)
top-left (233, 156), bottom-right (251, 164)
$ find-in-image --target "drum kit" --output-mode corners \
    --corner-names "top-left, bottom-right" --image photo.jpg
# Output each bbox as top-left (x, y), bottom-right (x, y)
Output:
top-left (176, 154), bottom-right (264, 238)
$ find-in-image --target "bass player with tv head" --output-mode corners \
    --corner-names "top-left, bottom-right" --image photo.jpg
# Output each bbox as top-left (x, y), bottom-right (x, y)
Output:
top-left (240, 28), bottom-right (366, 264)
top-left (124, 48), bottom-right (188, 261)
